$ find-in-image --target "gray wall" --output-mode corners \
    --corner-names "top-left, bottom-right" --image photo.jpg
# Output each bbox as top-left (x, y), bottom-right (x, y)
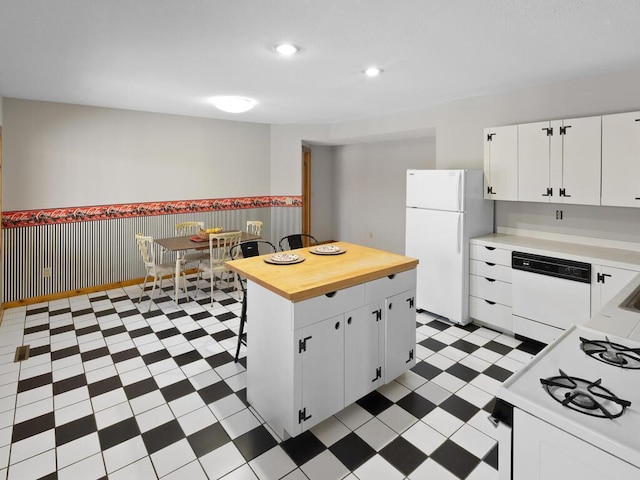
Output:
top-left (331, 137), bottom-right (437, 254)
top-left (308, 145), bottom-right (336, 243)
top-left (3, 98), bottom-right (271, 210)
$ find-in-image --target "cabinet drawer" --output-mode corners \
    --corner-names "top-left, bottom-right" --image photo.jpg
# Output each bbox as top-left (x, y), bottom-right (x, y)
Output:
top-left (294, 284), bottom-right (365, 329)
top-left (365, 269), bottom-right (416, 303)
top-left (470, 275), bottom-right (512, 306)
top-left (470, 243), bottom-right (511, 266)
top-left (470, 259), bottom-right (512, 283)
top-left (470, 296), bottom-right (513, 332)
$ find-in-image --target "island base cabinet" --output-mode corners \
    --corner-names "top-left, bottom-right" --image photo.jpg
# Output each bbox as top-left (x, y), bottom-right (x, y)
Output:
top-left (385, 290), bottom-right (417, 382)
top-left (296, 314), bottom-right (345, 431)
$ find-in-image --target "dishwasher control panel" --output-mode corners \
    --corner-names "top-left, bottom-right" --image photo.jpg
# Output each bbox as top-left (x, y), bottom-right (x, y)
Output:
top-left (512, 251), bottom-right (591, 283)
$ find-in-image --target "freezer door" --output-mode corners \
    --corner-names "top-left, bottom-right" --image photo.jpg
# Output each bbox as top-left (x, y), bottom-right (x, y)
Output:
top-left (406, 170), bottom-right (464, 212)
top-left (406, 207), bottom-right (465, 322)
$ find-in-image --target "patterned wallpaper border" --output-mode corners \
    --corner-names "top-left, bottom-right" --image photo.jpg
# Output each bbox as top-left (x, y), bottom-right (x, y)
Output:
top-left (2, 196), bottom-right (302, 229)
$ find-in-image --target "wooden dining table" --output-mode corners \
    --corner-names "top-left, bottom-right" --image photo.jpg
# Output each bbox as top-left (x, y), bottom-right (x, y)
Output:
top-left (155, 231), bottom-right (260, 304)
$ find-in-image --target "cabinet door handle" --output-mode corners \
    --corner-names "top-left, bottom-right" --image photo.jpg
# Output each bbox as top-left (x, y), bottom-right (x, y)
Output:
top-left (325, 291), bottom-right (337, 298)
top-left (387, 274), bottom-right (396, 280)
top-left (334, 321), bottom-right (340, 330)
top-left (485, 278), bottom-right (496, 282)
top-left (485, 262), bottom-right (495, 266)
top-left (484, 300), bottom-right (496, 305)
top-left (635, 197), bottom-right (640, 200)
top-left (347, 316), bottom-right (352, 325)
top-left (388, 303), bottom-right (393, 310)
top-left (541, 187), bottom-right (553, 197)
top-left (485, 246), bottom-right (496, 251)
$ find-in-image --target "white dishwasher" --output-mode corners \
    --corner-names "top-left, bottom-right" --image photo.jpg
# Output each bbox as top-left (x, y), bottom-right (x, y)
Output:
top-left (511, 251), bottom-right (591, 344)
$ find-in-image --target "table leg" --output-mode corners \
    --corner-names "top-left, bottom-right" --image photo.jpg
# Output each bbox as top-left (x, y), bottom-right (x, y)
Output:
top-left (174, 251), bottom-right (182, 305)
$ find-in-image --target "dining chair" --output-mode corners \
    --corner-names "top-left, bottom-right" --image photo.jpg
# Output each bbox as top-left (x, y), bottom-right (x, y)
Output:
top-left (198, 231), bottom-right (243, 306)
top-left (246, 220), bottom-right (263, 237)
top-left (229, 240), bottom-right (277, 362)
top-left (175, 221), bottom-right (209, 272)
top-left (279, 233), bottom-right (318, 251)
top-left (135, 233), bottom-right (188, 311)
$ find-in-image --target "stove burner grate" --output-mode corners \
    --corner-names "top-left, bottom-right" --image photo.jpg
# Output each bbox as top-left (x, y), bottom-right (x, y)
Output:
top-left (580, 336), bottom-right (640, 369)
top-left (540, 369), bottom-right (631, 419)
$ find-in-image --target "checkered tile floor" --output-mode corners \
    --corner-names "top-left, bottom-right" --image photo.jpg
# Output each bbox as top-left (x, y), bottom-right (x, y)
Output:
top-left (0, 275), bottom-right (545, 479)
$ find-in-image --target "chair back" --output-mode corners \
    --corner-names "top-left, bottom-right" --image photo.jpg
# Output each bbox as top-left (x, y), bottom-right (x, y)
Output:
top-left (246, 220), bottom-right (263, 237)
top-left (175, 221), bottom-right (205, 236)
top-left (230, 240), bottom-right (277, 260)
top-left (135, 233), bottom-right (156, 272)
top-left (279, 233), bottom-right (318, 251)
top-left (208, 231), bottom-right (243, 266)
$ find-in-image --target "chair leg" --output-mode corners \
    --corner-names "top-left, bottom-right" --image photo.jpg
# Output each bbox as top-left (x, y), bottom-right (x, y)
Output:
top-left (138, 275), bottom-right (150, 303)
top-left (148, 277), bottom-right (158, 312)
top-left (235, 298), bottom-right (247, 363)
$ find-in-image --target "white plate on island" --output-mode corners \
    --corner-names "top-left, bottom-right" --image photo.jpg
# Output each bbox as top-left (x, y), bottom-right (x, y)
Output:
top-left (264, 253), bottom-right (305, 265)
top-left (309, 245), bottom-right (346, 255)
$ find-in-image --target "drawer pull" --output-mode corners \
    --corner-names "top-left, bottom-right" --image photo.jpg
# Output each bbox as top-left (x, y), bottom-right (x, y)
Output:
top-left (387, 274), bottom-right (396, 280)
top-left (485, 246), bottom-right (496, 251)
top-left (347, 316), bottom-right (352, 325)
top-left (485, 262), bottom-right (495, 266)
top-left (485, 277), bottom-right (496, 282)
top-left (325, 291), bottom-right (337, 298)
top-left (484, 300), bottom-right (497, 305)
top-left (335, 321), bottom-right (340, 330)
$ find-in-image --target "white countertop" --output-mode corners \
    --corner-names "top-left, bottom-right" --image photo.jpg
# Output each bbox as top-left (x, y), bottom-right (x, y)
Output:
top-left (472, 233), bottom-right (640, 271)
top-left (588, 272), bottom-right (640, 341)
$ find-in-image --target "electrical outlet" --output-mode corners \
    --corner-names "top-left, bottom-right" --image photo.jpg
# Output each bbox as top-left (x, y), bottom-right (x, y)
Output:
top-left (555, 210), bottom-right (564, 220)
top-left (43, 267), bottom-right (52, 278)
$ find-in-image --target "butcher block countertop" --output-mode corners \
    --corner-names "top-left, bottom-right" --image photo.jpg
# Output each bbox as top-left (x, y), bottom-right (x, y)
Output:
top-left (225, 241), bottom-right (418, 302)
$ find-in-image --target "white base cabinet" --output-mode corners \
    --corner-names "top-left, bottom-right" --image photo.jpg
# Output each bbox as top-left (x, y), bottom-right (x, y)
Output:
top-left (247, 270), bottom-right (416, 438)
top-left (591, 265), bottom-right (640, 316)
top-left (469, 242), bottom-right (513, 333)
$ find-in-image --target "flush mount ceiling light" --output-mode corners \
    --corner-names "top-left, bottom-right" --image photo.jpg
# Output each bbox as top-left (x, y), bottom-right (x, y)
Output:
top-left (209, 96), bottom-right (257, 113)
top-left (274, 43), bottom-right (300, 56)
top-left (363, 66), bottom-right (384, 77)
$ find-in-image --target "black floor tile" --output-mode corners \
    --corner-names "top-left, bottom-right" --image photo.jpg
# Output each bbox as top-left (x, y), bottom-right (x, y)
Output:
top-left (55, 415), bottom-right (97, 446)
top-left (119, 309), bottom-right (141, 318)
top-left (233, 425), bottom-right (278, 461)
top-left (379, 436), bottom-right (427, 476)
top-left (236, 389), bottom-right (250, 407)
top-left (53, 374), bottom-right (87, 396)
top-left (483, 396), bottom-right (497, 413)
top-left (26, 306), bottom-right (49, 316)
top-left (430, 439), bottom-right (480, 479)
top-left (446, 363), bottom-right (480, 382)
top-left (411, 361), bottom-right (442, 380)
top-left (329, 432), bottom-right (376, 471)
top-left (51, 345), bottom-right (80, 361)
top-left (418, 337), bottom-right (447, 352)
top-left (167, 311), bottom-right (188, 320)
top-left (460, 322), bottom-right (480, 332)
top-left (450, 338), bottom-right (480, 354)
top-left (161, 379), bottom-right (196, 403)
top-left (484, 442), bottom-right (499, 469)
top-left (283, 430), bottom-right (327, 467)
top-left (102, 325), bottom-right (127, 337)
top-left (24, 323), bottom-right (50, 335)
top-left (198, 381), bottom-right (234, 404)
top-left (142, 349), bottom-right (172, 365)
top-left (12, 412), bottom-right (55, 443)
top-left (156, 327), bottom-right (181, 339)
top-left (89, 294), bottom-right (109, 302)
top-left (75, 324), bottom-right (101, 337)
top-left (187, 422), bottom-right (231, 457)
top-left (215, 312), bottom-right (237, 322)
top-left (427, 319), bottom-right (451, 331)
top-left (396, 392), bottom-right (436, 419)
top-left (128, 326), bottom-right (154, 338)
top-left (184, 328), bottom-right (208, 341)
top-left (174, 349), bottom-right (203, 367)
top-left (98, 417), bottom-right (140, 451)
top-left (29, 344), bottom-right (51, 357)
top-left (124, 377), bottom-right (159, 400)
top-left (439, 394), bottom-right (480, 422)
top-left (95, 308), bottom-right (117, 318)
top-left (111, 347), bottom-right (140, 363)
top-left (483, 364), bottom-right (513, 382)
top-left (142, 419), bottom-right (186, 454)
top-left (205, 351), bottom-right (234, 369)
top-left (50, 324), bottom-right (75, 336)
top-left (218, 298), bottom-right (237, 306)
top-left (142, 309), bottom-right (164, 319)
top-left (484, 340), bottom-right (513, 355)
top-left (356, 391), bottom-right (394, 416)
top-left (517, 338), bottom-right (547, 355)
top-left (49, 307), bottom-right (72, 316)
top-left (88, 376), bottom-right (123, 398)
top-left (80, 346), bottom-right (110, 362)
top-left (191, 311), bottom-right (212, 321)
top-left (17, 372), bottom-right (53, 393)
top-left (71, 308), bottom-right (94, 318)
top-left (212, 329), bottom-right (235, 342)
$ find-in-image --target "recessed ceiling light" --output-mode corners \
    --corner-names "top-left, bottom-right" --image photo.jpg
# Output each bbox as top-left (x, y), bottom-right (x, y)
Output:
top-left (364, 66), bottom-right (383, 77)
top-left (274, 43), bottom-right (300, 56)
top-left (209, 96), bottom-right (257, 113)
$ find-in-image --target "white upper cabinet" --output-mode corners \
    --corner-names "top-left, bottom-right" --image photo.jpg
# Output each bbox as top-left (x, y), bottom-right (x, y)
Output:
top-left (517, 116), bottom-right (601, 205)
top-left (602, 111), bottom-right (640, 207)
top-left (484, 125), bottom-right (518, 201)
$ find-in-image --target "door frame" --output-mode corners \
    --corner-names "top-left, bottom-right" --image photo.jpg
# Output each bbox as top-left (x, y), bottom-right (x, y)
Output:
top-left (302, 147), bottom-right (311, 236)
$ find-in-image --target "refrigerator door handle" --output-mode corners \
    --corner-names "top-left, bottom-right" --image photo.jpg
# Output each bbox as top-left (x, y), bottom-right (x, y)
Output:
top-left (457, 172), bottom-right (463, 212)
top-left (457, 214), bottom-right (462, 254)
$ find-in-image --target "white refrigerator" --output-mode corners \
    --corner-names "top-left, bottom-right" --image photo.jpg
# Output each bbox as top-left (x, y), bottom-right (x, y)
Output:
top-left (405, 170), bottom-right (493, 325)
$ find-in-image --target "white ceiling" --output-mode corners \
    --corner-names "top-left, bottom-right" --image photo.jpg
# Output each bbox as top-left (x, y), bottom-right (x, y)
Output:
top-left (1, 0), bottom-right (640, 125)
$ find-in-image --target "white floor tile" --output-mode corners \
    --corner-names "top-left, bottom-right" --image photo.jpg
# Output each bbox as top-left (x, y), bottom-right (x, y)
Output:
top-left (177, 406), bottom-right (217, 436)
top-left (220, 463), bottom-right (258, 480)
top-left (301, 449), bottom-right (350, 480)
top-left (129, 390), bottom-right (166, 415)
top-left (423, 352), bottom-right (456, 371)
top-left (108, 456), bottom-right (156, 480)
top-left (151, 438), bottom-right (198, 477)
top-left (58, 452), bottom-right (106, 480)
top-left (90, 387), bottom-right (127, 412)
top-left (199, 442), bottom-right (245, 479)
top-left (414, 382), bottom-right (451, 405)
top-left (310, 415), bottom-right (351, 447)
top-left (393, 370), bottom-right (427, 391)
top-left (408, 458), bottom-right (458, 480)
top-left (135, 403), bottom-right (175, 433)
top-left (431, 371), bottom-right (466, 393)
top-left (334, 403), bottom-right (373, 431)
top-left (401, 421), bottom-right (446, 455)
top-left (7, 449), bottom-right (56, 480)
top-left (466, 461), bottom-right (499, 480)
top-left (14, 397), bottom-right (53, 424)
top-left (249, 446), bottom-right (296, 480)
top-left (455, 383), bottom-right (494, 409)
top-left (376, 381), bottom-right (411, 403)
top-left (94, 400), bottom-right (134, 430)
top-left (376, 404), bottom-right (418, 434)
top-left (354, 454), bottom-right (404, 480)
top-left (220, 408), bottom-right (260, 439)
top-left (163, 459), bottom-right (209, 480)
top-left (53, 385), bottom-right (90, 410)
top-left (9, 430), bottom-right (55, 466)
top-left (450, 424), bottom-right (495, 459)
top-left (56, 432), bottom-right (101, 468)
top-left (422, 407), bottom-right (464, 437)
top-left (103, 436), bottom-right (148, 474)
top-left (354, 417), bottom-right (397, 450)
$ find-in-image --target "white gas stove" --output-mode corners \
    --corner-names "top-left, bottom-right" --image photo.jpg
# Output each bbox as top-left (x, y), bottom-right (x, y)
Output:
top-left (494, 324), bottom-right (640, 479)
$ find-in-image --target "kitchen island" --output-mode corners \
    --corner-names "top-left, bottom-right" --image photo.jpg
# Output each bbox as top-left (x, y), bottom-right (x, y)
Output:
top-left (226, 242), bottom-right (418, 439)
